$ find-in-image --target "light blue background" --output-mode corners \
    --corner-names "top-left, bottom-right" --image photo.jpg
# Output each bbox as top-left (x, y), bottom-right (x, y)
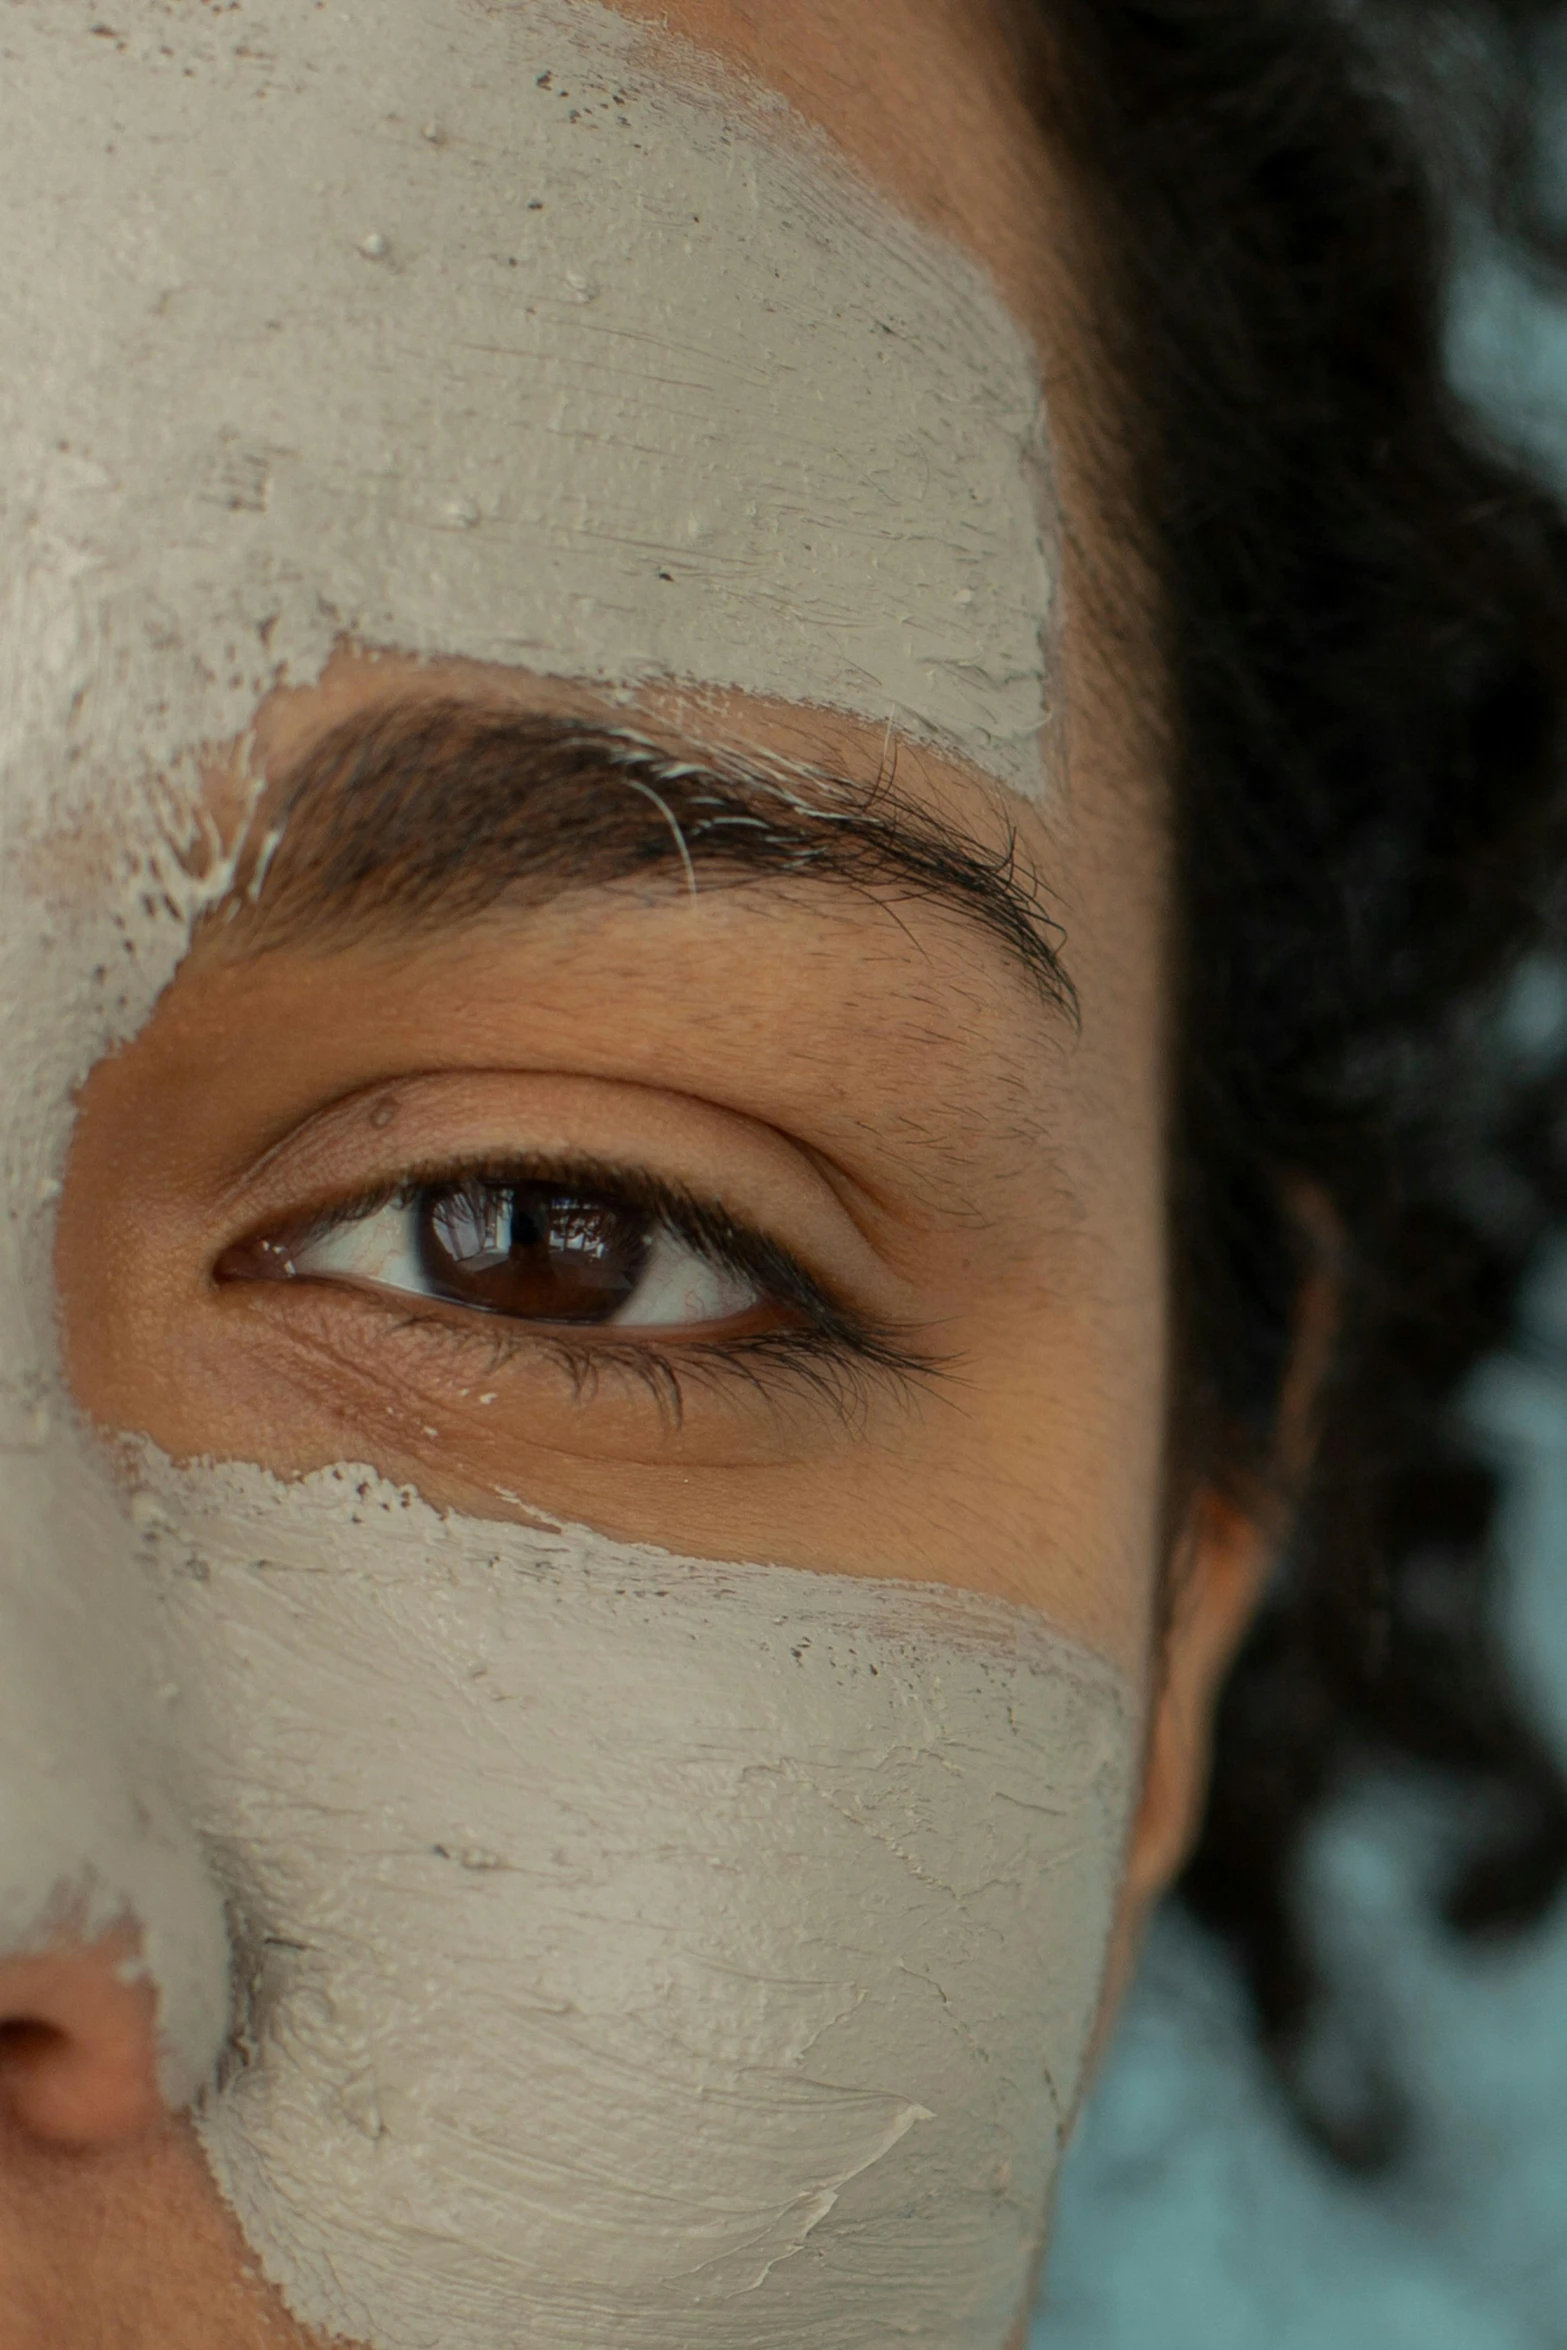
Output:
top-left (1033, 243), bottom-right (1567, 2348)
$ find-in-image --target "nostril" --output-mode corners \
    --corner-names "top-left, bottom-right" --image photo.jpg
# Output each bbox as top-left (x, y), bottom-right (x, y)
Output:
top-left (0, 1944), bottom-right (164, 2145)
top-left (0, 2015), bottom-right (89, 2140)
top-left (0, 2017), bottom-right (75, 2133)
top-left (0, 2017), bottom-right (69, 2064)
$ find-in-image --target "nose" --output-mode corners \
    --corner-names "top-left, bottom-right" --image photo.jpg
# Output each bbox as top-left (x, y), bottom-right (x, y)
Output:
top-left (0, 1923), bottom-right (162, 2146)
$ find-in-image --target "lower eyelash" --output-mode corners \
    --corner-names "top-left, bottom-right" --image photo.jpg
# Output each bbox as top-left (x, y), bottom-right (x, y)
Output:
top-left (377, 1298), bottom-right (941, 1433)
top-left (536, 1328), bottom-right (906, 1433)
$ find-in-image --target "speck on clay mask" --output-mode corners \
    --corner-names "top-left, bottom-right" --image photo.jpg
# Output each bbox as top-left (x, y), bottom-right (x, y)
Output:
top-left (0, 3), bottom-right (1137, 2345)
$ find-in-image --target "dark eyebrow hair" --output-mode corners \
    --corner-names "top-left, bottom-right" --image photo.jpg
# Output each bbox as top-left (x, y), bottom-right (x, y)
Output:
top-left (226, 698), bottom-right (1076, 1019)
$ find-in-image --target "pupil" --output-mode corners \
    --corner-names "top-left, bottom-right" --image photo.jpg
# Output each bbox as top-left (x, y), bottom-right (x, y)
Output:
top-left (416, 1181), bottom-right (652, 1323)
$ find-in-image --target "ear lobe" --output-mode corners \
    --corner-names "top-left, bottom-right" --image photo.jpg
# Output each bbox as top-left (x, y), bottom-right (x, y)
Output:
top-left (0, 1925), bottom-right (164, 2147)
top-left (1124, 1179), bottom-right (1339, 1902)
top-left (1123, 1491), bottom-right (1274, 1909)
top-left (1098, 1188), bottom-right (1339, 2021)
top-left (1122, 1180), bottom-right (1339, 1900)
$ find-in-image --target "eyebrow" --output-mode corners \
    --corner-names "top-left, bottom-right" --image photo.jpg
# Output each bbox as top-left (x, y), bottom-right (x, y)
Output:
top-left (226, 698), bottom-right (1076, 1019)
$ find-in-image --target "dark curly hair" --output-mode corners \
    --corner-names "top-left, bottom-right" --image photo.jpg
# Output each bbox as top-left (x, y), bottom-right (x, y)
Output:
top-left (1005, 0), bottom-right (1567, 2162)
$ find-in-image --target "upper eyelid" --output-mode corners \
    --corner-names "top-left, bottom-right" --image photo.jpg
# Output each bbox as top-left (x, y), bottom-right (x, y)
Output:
top-left (216, 1072), bottom-right (888, 1252)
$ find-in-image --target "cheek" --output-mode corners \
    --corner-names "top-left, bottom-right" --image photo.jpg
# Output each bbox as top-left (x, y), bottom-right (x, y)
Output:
top-left (139, 1447), bottom-right (1139, 2350)
top-left (922, 1078), bottom-right (1169, 1668)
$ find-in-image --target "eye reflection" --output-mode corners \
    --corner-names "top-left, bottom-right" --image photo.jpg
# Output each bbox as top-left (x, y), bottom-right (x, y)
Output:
top-left (422, 1181), bottom-right (651, 1321)
top-left (217, 1175), bottom-right (767, 1332)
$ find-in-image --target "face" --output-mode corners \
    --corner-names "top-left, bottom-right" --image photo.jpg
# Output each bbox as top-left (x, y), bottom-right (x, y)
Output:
top-left (0, 5), bottom-right (1268, 2346)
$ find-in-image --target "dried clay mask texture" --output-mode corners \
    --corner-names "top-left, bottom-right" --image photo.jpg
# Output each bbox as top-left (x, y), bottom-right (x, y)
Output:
top-left (0, 0), bottom-right (1057, 810)
top-left (138, 1457), bottom-right (1135, 2350)
top-left (0, 4), bottom-right (1121, 2346)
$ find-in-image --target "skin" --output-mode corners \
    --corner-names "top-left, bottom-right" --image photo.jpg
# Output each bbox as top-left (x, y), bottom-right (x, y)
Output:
top-left (0, 1), bottom-right (1282, 2342)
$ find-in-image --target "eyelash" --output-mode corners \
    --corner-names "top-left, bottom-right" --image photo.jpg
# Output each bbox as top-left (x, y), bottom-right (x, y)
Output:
top-left (222, 1152), bottom-right (940, 1428)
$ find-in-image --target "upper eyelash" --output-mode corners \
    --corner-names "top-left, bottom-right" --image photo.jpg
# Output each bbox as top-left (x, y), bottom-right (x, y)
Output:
top-left (227, 1150), bottom-right (947, 1417)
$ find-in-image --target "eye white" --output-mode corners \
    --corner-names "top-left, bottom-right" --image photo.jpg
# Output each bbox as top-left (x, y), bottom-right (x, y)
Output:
top-left (607, 1224), bottom-right (755, 1328)
top-left (291, 1197), bottom-right (761, 1329)
top-left (297, 1204), bottom-right (425, 1293)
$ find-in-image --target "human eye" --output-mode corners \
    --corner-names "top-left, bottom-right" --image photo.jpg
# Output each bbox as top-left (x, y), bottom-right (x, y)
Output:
top-left (218, 1167), bottom-right (766, 1335)
top-left (212, 1154), bottom-right (933, 1423)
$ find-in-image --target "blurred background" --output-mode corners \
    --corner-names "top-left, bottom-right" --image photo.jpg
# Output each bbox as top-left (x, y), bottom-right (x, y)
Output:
top-left (1035, 68), bottom-right (1567, 2344)
top-left (1036, 1270), bottom-right (1567, 2343)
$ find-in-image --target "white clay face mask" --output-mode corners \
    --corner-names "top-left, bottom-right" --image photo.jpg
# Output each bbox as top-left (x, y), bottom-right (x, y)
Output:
top-left (0, 4), bottom-right (1136, 2345)
top-left (140, 1457), bottom-right (1135, 2350)
top-left (2, 0), bottom-right (1057, 804)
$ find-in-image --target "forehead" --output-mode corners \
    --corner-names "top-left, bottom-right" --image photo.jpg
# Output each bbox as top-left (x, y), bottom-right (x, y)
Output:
top-left (0, 0), bottom-right (1060, 838)
top-left (610, 0), bottom-right (1057, 314)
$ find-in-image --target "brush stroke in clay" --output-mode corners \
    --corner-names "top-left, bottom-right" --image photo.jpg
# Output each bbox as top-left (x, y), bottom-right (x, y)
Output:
top-left (0, 0), bottom-right (1057, 818)
top-left (136, 1451), bottom-right (1135, 2350)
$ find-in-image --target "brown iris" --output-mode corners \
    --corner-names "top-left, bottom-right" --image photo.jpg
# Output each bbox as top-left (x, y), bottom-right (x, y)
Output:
top-left (415, 1180), bottom-right (652, 1322)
